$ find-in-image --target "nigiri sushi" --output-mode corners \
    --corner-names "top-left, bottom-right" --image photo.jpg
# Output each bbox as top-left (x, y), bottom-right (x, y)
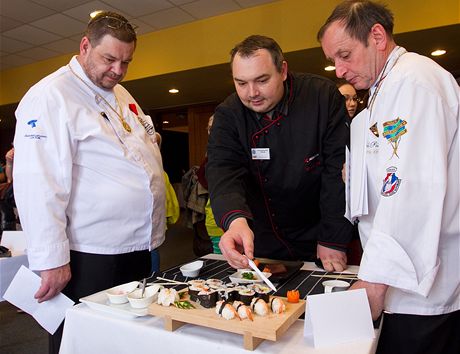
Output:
top-left (216, 300), bottom-right (240, 320)
top-left (250, 297), bottom-right (269, 316)
top-left (233, 300), bottom-right (253, 321)
top-left (270, 297), bottom-right (286, 314)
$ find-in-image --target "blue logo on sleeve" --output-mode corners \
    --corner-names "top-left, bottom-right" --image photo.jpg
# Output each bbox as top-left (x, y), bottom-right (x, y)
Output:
top-left (27, 119), bottom-right (38, 128)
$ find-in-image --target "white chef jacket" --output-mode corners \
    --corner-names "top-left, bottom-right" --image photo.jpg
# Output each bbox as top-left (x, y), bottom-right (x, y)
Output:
top-left (13, 56), bottom-right (166, 271)
top-left (349, 47), bottom-right (460, 315)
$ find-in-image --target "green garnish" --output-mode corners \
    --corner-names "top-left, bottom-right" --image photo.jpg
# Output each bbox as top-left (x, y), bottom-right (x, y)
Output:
top-left (242, 272), bottom-right (256, 280)
top-left (174, 300), bottom-right (195, 309)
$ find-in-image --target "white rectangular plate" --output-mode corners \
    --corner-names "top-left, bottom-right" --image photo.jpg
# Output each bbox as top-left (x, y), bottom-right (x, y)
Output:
top-left (80, 289), bottom-right (149, 319)
top-left (228, 269), bottom-right (272, 284)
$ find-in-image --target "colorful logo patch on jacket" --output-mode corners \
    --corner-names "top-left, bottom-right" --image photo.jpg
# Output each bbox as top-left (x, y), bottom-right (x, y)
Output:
top-left (381, 166), bottom-right (401, 197)
top-left (383, 118), bottom-right (407, 158)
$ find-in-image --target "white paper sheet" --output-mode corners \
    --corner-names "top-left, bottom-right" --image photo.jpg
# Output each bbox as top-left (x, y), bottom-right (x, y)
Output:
top-left (3, 265), bottom-right (75, 334)
top-left (304, 289), bottom-right (375, 348)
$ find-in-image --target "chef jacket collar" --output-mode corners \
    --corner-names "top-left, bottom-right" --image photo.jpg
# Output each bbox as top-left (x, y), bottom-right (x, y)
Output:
top-left (255, 72), bottom-right (292, 120)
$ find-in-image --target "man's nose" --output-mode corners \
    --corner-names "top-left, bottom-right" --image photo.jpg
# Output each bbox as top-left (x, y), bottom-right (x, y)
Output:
top-left (248, 83), bottom-right (259, 98)
top-left (335, 63), bottom-right (346, 79)
top-left (111, 62), bottom-right (123, 76)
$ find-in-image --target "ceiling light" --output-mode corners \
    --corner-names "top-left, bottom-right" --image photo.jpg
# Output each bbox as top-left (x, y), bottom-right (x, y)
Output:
top-left (163, 120), bottom-right (170, 124)
top-left (431, 49), bottom-right (446, 57)
top-left (169, 88), bottom-right (179, 94)
top-left (324, 65), bottom-right (336, 71)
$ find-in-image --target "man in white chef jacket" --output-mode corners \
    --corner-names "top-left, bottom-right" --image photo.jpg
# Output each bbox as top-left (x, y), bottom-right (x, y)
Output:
top-left (13, 11), bottom-right (166, 353)
top-left (318, 1), bottom-right (459, 354)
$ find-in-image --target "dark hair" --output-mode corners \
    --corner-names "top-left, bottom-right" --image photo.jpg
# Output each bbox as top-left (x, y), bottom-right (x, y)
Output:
top-left (317, 1), bottom-right (394, 46)
top-left (230, 35), bottom-right (285, 72)
top-left (336, 78), bottom-right (351, 89)
top-left (85, 11), bottom-right (137, 46)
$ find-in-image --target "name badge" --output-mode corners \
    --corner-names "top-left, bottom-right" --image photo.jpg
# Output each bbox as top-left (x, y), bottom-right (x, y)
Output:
top-left (251, 148), bottom-right (270, 160)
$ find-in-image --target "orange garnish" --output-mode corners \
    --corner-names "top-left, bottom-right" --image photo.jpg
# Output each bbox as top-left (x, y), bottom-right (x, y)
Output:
top-left (287, 290), bottom-right (300, 303)
top-left (263, 266), bottom-right (271, 273)
top-left (253, 259), bottom-right (260, 267)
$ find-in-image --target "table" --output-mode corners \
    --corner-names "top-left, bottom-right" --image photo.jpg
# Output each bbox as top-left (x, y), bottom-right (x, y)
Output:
top-left (0, 231), bottom-right (28, 301)
top-left (60, 255), bottom-right (378, 354)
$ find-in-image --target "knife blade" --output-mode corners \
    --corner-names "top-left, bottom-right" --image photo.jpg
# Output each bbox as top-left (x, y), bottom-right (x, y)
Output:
top-left (246, 257), bottom-right (277, 292)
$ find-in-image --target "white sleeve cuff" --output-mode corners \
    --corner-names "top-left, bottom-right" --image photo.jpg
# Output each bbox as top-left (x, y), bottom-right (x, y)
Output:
top-left (27, 240), bottom-right (70, 271)
top-left (359, 230), bottom-right (439, 297)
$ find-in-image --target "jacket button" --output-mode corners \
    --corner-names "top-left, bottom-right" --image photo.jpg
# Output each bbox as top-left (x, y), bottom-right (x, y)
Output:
top-left (255, 135), bottom-right (259, 139)
top-left (264, 130), bottom-right (268, 134)
top-left (264, 178), bottom-right (268, 182)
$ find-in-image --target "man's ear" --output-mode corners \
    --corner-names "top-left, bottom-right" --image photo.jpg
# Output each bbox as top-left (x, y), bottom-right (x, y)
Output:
top-left (281, 60), bottom-right (288, 81)
top-left (369, 23), bottom-right (388, 51)
top-left (80, 37), bottom-right (91, 55)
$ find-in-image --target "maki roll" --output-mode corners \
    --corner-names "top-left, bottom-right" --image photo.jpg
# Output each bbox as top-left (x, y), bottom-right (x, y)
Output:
top-left (238, 288), bottom-right (255, 306)
top-left (188, 285), bottom-right (208, 302)
top-left (196, 289), bottom-right (217, 308)
top-left (206, 279), bottom-right (223, 287)
top-left (253, 284), bottom-right (271, 302)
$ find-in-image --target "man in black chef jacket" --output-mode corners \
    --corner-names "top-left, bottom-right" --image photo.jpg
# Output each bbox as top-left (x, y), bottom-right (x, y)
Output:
top-left (206, 35), bottom-right (352, 271)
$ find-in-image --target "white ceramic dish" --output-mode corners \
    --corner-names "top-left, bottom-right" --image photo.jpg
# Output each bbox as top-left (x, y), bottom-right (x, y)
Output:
top-left (180, 260), bottom-right (204, 277)
top-left (127, 284), bottom-right (163, 308)
top-left (105, 281), bottom-right (139, 304)
top-left (80, 291), bottom-right (149, 319)
top-left (229, 269), bottom-right (272, 284)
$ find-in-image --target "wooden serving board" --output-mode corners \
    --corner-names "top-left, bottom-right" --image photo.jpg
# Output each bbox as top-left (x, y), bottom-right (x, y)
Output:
top-left (148, 296), bottom-right (305, 351)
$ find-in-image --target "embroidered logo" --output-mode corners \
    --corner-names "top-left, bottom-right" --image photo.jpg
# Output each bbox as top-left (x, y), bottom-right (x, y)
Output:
top-left (381, 166), bottom-right (401, 197)
top-left (369, 122), bottom-right (379, 137)
top-left (27, 119), bottom-right (38, 128)
top-left (383, 117), bottom-right (407, 158)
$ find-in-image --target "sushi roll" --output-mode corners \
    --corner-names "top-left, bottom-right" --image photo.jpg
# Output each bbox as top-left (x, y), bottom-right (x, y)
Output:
top-left (216, 300), bottom-right (240, 320)
top-left (206, 278), bottom-right (223, 286)
top-left (188, 284), bottom-right (208, 302)
top-left (196, 289), bottom-right (217, 308)
top-left (253, 284), bottom-right (271, 302)
top-left (188, 279), bottom-right (206, 288)
top-left (270, 297), bottom-right (286, 314)
top-left (238, 288), bottom-right (255, 306)
top-left (232, 300), bottom-right (254, 321)
top-left (216, 286), bottom-right (228, 301)
top-left (157, 288), bottom-right (179, 307)
top-left (250, 297), bottom-right (269, 316)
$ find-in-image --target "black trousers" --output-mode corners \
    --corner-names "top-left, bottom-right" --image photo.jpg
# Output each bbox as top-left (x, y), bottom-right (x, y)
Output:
top-left (49, 250), bottom-right (151, 354)
top-left (377, 310), bottom-right (460, 354)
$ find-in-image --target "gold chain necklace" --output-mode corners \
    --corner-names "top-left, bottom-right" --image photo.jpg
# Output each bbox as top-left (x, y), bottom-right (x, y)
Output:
top-left (68, 64), bottom-right (132, 133)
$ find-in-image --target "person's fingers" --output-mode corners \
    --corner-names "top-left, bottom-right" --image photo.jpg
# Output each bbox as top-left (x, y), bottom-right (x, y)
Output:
top-left (35, 283), bottom-right (57, 303)
top-left (331, 261), bottom-right (345, 272)
top-left (241, 236), bottom-right (254, 261)
top-left (322, 260), bottom-right (334, 272)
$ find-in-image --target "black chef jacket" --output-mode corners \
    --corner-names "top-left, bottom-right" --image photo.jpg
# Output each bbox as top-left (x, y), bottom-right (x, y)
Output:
top-left (206, 72), bottom-right (352, 261)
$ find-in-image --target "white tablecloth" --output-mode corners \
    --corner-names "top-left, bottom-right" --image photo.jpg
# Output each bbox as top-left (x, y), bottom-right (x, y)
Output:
top-left (0, 231), bottom-right (28, 301)
top-left (60, 303), bottom-right (377, 354)
top-left (59, 255), bottom-right (377, 354)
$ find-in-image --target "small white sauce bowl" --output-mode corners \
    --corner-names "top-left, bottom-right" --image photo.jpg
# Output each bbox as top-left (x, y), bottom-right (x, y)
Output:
top-left (106, 281), bottom-right (139, 304)
top-left (180, 260), bottom-right (204, 277)
top-left (127, 284), bottom-right (164, 308)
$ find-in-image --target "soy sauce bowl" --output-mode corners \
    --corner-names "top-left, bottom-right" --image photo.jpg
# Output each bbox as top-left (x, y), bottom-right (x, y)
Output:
top-left (180, 260), bottom-right (204, 277)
